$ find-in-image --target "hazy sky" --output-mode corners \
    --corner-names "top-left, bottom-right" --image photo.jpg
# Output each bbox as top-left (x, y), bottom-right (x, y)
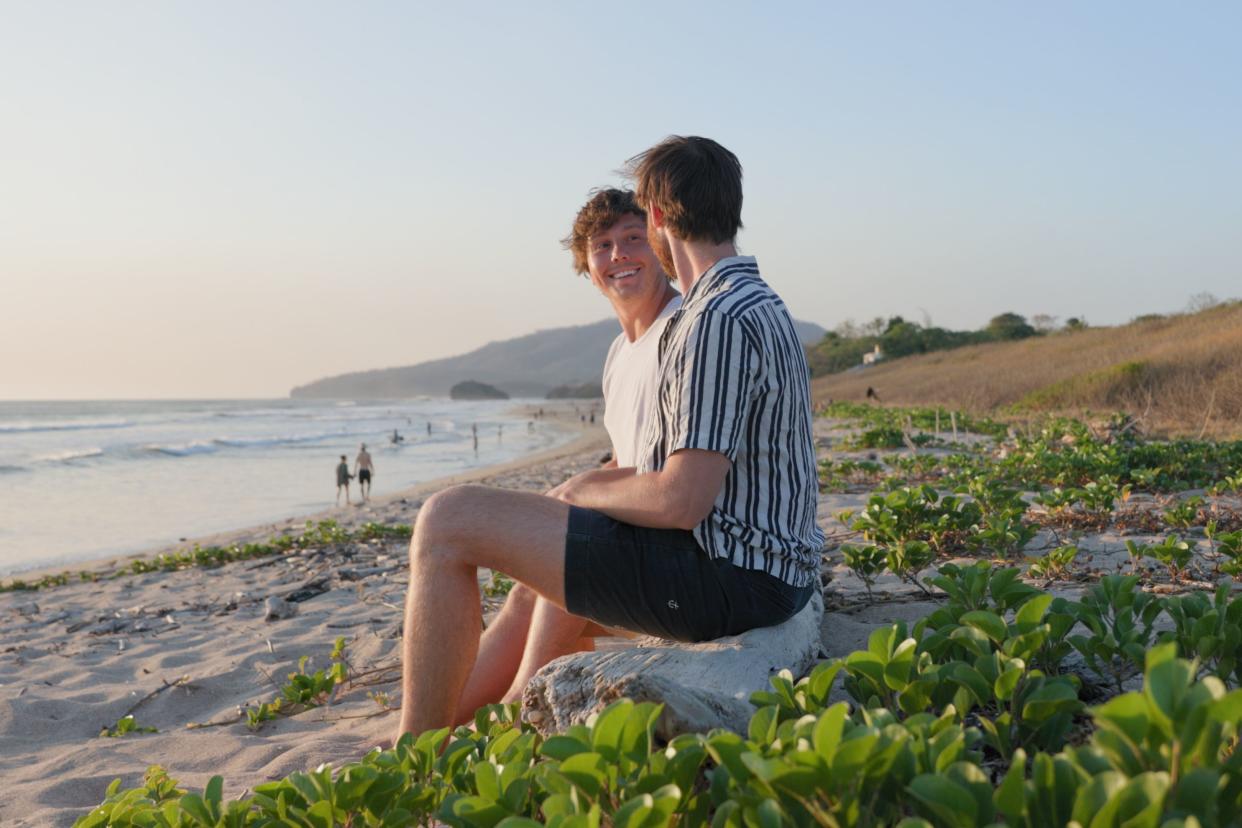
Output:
top-left (3, 2), bottom-right (1239, 399)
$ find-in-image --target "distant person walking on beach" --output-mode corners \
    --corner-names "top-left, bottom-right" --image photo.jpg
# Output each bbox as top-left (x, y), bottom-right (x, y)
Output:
top-left (335, 455), bottom-right (352, 506)
top-left (394, 139), bottom-right (821, 741)
top-left (355, 443), bottom-right (374, 502)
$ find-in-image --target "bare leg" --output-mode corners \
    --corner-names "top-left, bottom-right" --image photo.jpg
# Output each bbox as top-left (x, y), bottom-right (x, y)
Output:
top-left (500, 596), bottom-right (597, 704)
top-left (452, 583), bottom-right (538, 724)
top-left (397, 485), bottom-right (570, 739)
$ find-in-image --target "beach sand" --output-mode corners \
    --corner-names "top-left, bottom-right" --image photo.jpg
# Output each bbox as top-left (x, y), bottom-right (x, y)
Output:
top-left (0, 423), bottom-right (613, 827)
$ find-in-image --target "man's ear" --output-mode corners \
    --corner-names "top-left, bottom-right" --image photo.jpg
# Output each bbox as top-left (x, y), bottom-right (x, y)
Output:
top-left (649, 204), bottom-right (665, 228)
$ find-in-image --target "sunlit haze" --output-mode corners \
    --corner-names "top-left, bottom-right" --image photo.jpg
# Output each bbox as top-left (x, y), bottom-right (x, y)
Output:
top-left (3, 2), bottom-right (1239, 399)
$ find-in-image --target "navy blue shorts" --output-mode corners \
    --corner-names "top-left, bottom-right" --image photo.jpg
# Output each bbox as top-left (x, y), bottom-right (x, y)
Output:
top-left (563, 506), bottom-right (813, 642)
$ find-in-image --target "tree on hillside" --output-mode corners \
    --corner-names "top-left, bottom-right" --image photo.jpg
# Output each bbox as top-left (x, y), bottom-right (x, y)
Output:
top-left (986, 312), bottom-right (1037, 341)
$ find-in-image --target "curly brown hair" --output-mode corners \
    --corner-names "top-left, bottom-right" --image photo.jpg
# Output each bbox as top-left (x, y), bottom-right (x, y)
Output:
top-left (562, 188), bottom-right (646, 275)
top-left (628, 136), bottom-right (743, 244)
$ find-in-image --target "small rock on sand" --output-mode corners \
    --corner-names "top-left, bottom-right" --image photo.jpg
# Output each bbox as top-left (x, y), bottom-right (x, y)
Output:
top-left (263, 596), bottom-right (298, 621)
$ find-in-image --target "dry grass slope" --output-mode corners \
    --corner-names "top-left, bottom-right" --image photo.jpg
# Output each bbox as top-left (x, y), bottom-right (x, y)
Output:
top-left (812, 302), bottom-right (1242, 438)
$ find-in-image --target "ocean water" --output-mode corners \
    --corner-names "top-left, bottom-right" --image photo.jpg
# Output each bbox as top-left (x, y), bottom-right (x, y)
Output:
top-left (0, 399), bottom-right (581, 575)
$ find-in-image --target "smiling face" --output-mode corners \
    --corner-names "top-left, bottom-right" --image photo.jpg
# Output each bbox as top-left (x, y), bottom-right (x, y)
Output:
top-left (586, 213), bottom-right (668, 306)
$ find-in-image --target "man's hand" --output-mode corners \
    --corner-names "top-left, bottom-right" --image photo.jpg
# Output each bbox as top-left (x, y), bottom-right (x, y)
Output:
top-left (546, 467), bottom-right (635, 503)
top-left (546, 449), bottom-right (730, 531)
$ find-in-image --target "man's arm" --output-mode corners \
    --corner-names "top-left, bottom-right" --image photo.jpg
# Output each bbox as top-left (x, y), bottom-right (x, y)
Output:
top-left (551, 449), bottom-right (730, 531)
top-left (546, 464), bottom-right (632, 500)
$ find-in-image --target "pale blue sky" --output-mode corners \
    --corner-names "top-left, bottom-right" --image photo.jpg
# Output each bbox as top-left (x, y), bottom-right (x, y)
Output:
top-left (2, 1), bottom-right (1238, 398)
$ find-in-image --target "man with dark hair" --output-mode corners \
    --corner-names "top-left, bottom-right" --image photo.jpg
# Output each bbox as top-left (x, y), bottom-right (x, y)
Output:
top-left (394, 140), bottom-right (821, 741)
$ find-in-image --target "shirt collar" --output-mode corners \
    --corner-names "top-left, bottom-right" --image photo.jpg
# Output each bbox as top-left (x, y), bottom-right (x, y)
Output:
top-left (683, 255), bottom-right (758, 306)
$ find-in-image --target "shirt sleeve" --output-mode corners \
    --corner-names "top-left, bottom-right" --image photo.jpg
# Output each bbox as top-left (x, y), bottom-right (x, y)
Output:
top-left (664, 310), bottom-right (758, 461)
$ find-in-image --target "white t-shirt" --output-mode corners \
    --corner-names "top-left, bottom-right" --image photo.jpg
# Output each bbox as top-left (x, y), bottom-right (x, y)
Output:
top-left (602, 295), bottom-right (683, 468)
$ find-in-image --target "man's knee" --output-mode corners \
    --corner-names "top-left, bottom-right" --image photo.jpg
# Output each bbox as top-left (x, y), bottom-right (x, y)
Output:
top-left (409, 484), bottom-right (490, 565)
top-left (503, 582), bottom-right (539, 612)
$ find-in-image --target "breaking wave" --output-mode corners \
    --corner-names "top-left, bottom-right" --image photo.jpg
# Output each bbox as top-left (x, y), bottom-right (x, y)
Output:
top-left (0, 419), bottom-right (134, 435)
top-left (32, 448), bottom-right (106, 464)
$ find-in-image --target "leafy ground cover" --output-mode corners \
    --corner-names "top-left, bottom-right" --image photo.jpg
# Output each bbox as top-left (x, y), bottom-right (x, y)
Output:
top-left (77, 570), bottom-right (1242, 826)
top-left (823, 406), bottom-right (1242, 590)
top-left (73, 406), bottom-right (1242, 826)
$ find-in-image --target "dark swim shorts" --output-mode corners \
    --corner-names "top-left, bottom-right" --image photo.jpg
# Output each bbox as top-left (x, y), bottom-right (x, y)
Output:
top-left (359, 469), bottom-right (372, 483)
top-left (563, 505), bottom-right (813, 642)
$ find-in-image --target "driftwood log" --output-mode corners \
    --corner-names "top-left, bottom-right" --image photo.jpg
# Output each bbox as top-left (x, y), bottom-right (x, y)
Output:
top-left (521, 592), bottom-right (824, 740)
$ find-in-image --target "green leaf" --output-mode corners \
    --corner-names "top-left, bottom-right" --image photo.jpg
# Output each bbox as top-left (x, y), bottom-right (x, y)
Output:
top-left (756, 798), bottom-right (783, 828)
top-left (179, 793), bottom-right (214, 826)
top-left (993, 749), bottom-right (1027, 818)
top-left (806, 661), bottom-right (844, 703)
top-left (1092, 693), bottom-right (1149, 745)
top-left (474, 762), bottom-right (502, 803)
top-left (960, 610), bottom-right (1007, 644)
top-left (1146, 641), bottom-right (1179, 670)
top-left (589, 700), bottom-right (632, 759)
top-left (898, 678), bottom-right (937, 716)
top-left (558, 752), bottom-right (607, 798)
top-left (812, 702), bottom-right (848, 761)
top-left (948, 663), bottom-right (992, 710)
top-left (1091, 772), bottom-right (1169, 828)
top-left (868, 624), bottom-right (899, 658)
top-left (451, 795), bottom-right (509, 828)
top-left (611, 794), bottom-right (653, 828)
top-left (1145, 658), bottom-right (1196, 735)
top-left (831, 730), bottom-right (879, 780)
top-left (1015, 593), bottom-right (1054, 627)
top-left (884, 638), bottom-right (919, 690)
top-left (1171, 768), bottom-right (1220, 821)
top-left (844, 650), bottom-right (886, 689)
top-left (1211, 688), bottom-right (1242, 724)
top-left (204, 776), bottom-right (223, 808)
top-left (908, 774), bottom-right (977, 828)
top-left (949, 626), bottom-right (994, 658)
top-left (541, 735), bottom-right (592, 762)
top-left (706, 732), bottom-right (751, 782)
top-left (619, 703), bottom-right (661, 764)
top-left (748, 705), bottom-right (779, 745)
top-left (994, 665), bottom-right (1024, 702)
top-left (1022, 680), bottom-right (1080, 723)
top-left (1069, 770), bottom-right (1127, 827)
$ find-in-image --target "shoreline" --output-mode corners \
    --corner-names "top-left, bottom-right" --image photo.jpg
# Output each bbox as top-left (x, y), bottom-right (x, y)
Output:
top-left (12, 420), bottom-right (609, 583)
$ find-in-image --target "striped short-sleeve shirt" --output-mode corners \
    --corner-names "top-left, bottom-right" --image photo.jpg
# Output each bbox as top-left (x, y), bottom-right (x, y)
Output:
top-left (638, 256), bottom-right (824, 587)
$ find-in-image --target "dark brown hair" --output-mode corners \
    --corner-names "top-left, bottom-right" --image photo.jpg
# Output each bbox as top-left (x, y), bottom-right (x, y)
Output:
top-left (561, 188), bottom-right (646, 276)
top-left (628, 136), bottom-right (743, 244)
